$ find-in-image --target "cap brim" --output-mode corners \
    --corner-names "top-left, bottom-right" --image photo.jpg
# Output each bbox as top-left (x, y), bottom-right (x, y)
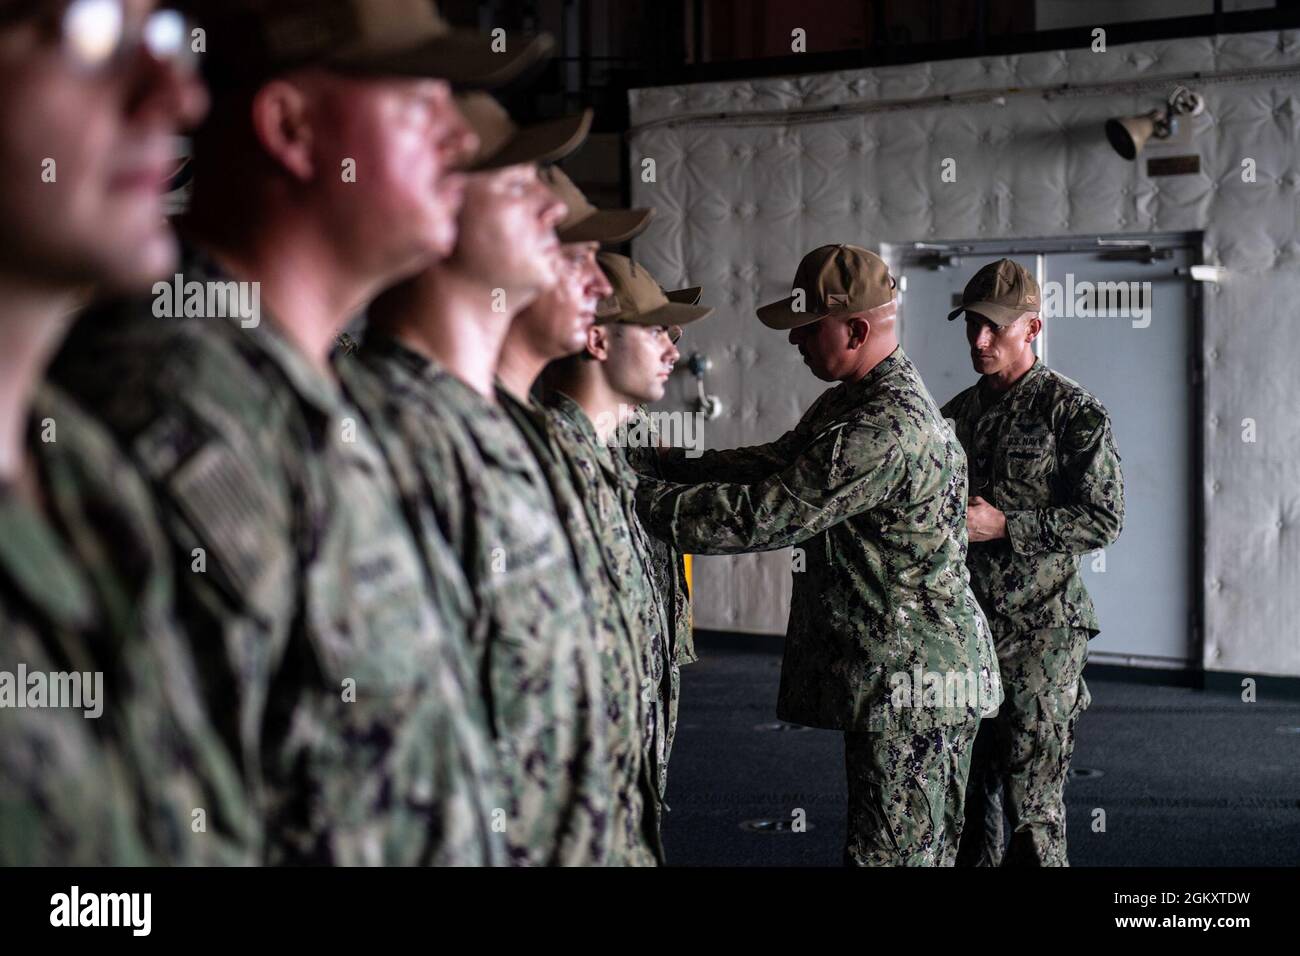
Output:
top-left (665, 286), bottom-right (702, 306)
top-left (558, 207), bottom-right (655, 244)
top-left (756, 296), bottom-right (830, 331)
top-left (947, 301), bottom-right (1030, 326)
top-left (473, 109), bottom-right (593, 171)
top-left (334, 31), bottom-right (554, 90)
top-left (602, 302), bottom-right (713, 327)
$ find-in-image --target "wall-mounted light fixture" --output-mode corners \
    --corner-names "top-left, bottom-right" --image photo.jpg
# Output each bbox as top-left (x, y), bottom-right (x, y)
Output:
top-left (1105, 86), bottom-right (1204, 160)
top-left (687, 352), bottom-right (724, 420)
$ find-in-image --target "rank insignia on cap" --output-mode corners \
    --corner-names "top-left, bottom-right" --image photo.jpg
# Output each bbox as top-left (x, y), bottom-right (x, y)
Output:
top-left (595, 293), bottom-right (621, 317)
top-left (827, 293), bottom-right (850, 308)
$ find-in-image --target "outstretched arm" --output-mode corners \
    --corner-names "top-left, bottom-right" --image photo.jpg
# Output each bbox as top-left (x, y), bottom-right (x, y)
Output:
top-left (637, 419), bottom-right (907, 554)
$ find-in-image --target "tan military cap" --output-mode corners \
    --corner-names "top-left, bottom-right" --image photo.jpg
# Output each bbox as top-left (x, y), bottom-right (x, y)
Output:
top-left (540, 166), bottom-right (655, 244)
top-left (456, 93), bottom-right (592, 171)
top-left (757, 244), bottom-right (897, 331)
top-left (947, 258), bottom-right (1040, 326)
top-left (179, 0), bottom-right (553, 90)
top-left (594, 253), bottom-right (712, 327)
top-left (665, 286), bottom-right (703, 305)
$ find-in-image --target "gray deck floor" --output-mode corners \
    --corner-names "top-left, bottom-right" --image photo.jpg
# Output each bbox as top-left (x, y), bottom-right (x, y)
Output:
top-left (661, 634), bottom-right (1300, 866)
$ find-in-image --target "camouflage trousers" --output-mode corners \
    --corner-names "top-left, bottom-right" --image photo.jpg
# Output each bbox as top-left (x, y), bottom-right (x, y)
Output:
top-left (843, 719), bottom-right (978, 866)
top-left (609, 764), bottom-right (660, 867)
top-left (957, 627), bottom-right (1091, 868)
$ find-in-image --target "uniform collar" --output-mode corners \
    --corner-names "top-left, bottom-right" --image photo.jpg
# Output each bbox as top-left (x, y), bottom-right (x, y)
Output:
top-left (181, 244), bottom-right (343, 418)
top-left (823, 345), bottom-right (907, 416)
top-left (843, 345), bottom-right (906, 396)
top-left (496, 381), bottom-right (543, 419)
top-left (362, 330), bottom-right (428, 376)
top-left (360, 329), bottom-right (467, 391)
top-left (543, 388), bottom-right (596, 441)
top-left (0, 386), bottom-right (99, 631)
top-left (543, 388), bottom-right (624, 477)
top-left (981, 357), bottom-right (1048, 414)
top-left (862, 345), bottom-right (905, 387)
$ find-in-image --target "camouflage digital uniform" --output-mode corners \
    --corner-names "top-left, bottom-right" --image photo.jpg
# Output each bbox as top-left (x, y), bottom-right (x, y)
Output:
top-left (0, 384), bottom-right (255, 865)
top-left (536, 388), bottom-right (665, 865)
top-left (620, 407), bottom-right (695, 799)
top-left (50, 247), bottom-right (503, 866)
top-left (499, 387), bottom-right (661, 867)
top-left (942, 358), bottom-right (1124, 867)
top-left (348, 334), bottom-right (610, 866)
top-left (638, 346), bottom-right (1003, 866)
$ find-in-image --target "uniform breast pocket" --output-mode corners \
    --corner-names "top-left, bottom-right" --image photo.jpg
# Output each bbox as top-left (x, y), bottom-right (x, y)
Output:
top-left (1001, 431), bottom-right (1056, 480)
top-left (314, 423), bottom-right (446, 697)
top-left (487, 542), bottom-right (576, 643)
top-left (596, 520), bottom-right (639, 593)
top-left (483, 544), bottom-right (581, 742)
top-left (307, 532), bottom-right (442, 699)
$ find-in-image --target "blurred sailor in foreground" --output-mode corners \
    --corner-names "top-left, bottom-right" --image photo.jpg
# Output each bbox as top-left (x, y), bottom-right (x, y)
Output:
top-left (0, 0), bottom-right (248, 864)
top-left (51, 0), bottom-right (550, 864)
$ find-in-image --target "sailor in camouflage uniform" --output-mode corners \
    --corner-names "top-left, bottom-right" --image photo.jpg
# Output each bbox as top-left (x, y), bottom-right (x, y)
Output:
top-left (497, 386), bottom-right (654, 865)
top-left (0, 0), bottom-right (255, 864)
top-left (569, 250), bottom-right (706, 805)
top-left (344, 95), bottom-right (614, 865)
top-left (539, 253), bottom-right (714, 860)
top-left (623, 404), bottom-right (697, 799)
top-left (570, 253), bottom-right (706, 800)
top-left (635, 245), bottom-right (1002, 866)
top-left (49, 0), bottom-right (545, 864)
top-left (941, 259), bottom-right (1124, 867)
top-left (497, 183), bottom-right (669, 866)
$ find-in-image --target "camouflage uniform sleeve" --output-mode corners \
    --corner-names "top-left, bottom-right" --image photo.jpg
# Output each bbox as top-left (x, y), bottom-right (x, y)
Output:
top-left (101, 421), bottom-right (263, 863)
top-left (938, 393), bottom-right (964, 421)
top-left (1004, 399), bottom-right (1125, 557)
top-left (654, 424), bottom-right (806, 485)
top-left (147, 426), bottom-right (296, 614)
top-left (98, 389), bottom-right (304, 815)
top-left (55, 327), bottom-right (302, 636)
top-left (638, 418), bottom-right (908, 554)
top-left (2, 390), bottom-right (261, 865)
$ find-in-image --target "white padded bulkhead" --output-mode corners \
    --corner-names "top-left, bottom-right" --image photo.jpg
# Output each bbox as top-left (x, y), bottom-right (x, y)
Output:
top-left (629, 30), bottom-right (1300, 677)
